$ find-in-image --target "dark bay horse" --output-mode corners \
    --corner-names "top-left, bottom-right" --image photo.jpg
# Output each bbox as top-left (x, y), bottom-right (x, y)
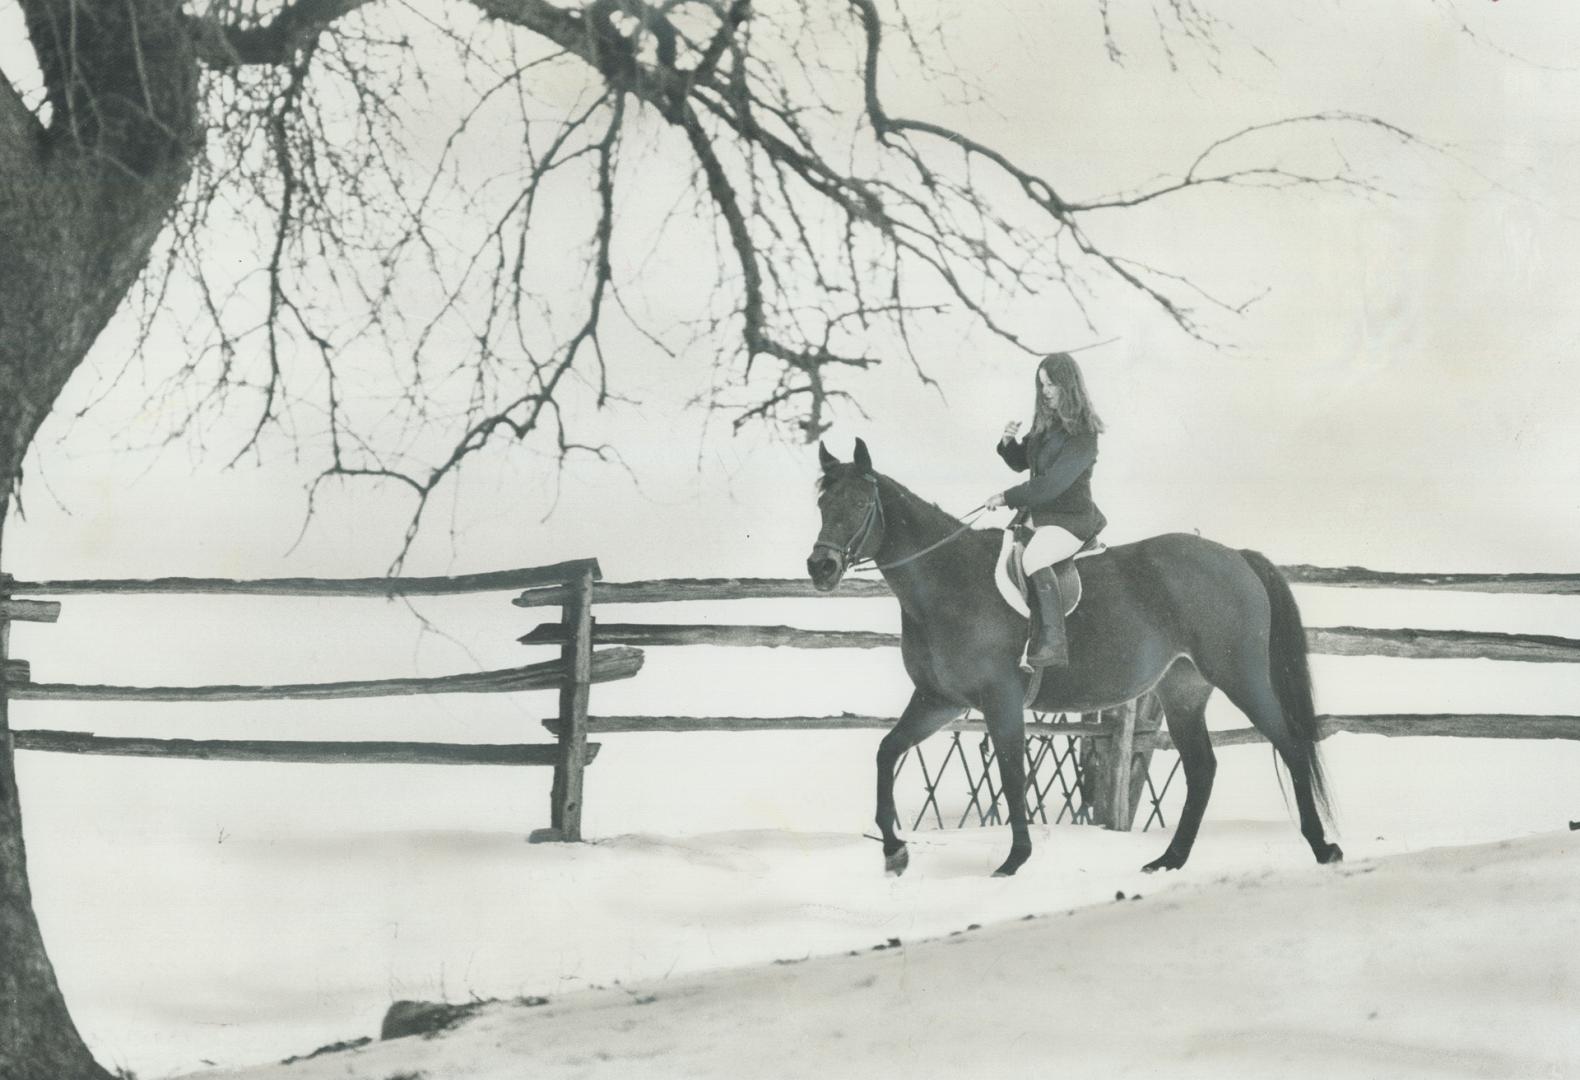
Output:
top-left (807, 439), bottom-right (1342, 878)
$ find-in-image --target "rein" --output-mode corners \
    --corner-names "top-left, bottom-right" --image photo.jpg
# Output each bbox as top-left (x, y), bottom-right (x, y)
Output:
top-left (857, 511), bottom-right (986, 571)
top-left (818, 476), bottom-right (987, 573)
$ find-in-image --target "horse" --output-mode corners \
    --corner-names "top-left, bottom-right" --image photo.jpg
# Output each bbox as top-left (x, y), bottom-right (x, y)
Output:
top-left (806, 438), bottom-right (1342, 878)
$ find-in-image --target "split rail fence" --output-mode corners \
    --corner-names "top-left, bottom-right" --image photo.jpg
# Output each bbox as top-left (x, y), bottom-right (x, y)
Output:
top-left (4, 562), bottom-right (1576, 840)
top-left (515, 566), bottom-right (1580, 834)
top-left (0, 561), bottom-right (640, 842)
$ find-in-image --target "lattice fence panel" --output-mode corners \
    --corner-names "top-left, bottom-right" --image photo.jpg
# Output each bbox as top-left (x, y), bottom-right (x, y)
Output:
top-left (895, 712), bottom-right (1183, 832)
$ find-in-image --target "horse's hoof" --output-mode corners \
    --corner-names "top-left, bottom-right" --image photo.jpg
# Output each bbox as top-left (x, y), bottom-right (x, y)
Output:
top-left (884, 845), bottom-right (909, 877)
top-left (992, 849), bottom-right (1030, 878)
top-left (1142, 853), bottom-right (1184, 873)
top-left (1318, 843), bottom-right (1344, 865)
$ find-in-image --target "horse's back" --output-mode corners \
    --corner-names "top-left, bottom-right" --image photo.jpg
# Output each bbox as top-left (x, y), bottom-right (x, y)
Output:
top-left (1099, 530), bottom-right (1244, 563)
top-left (894, 528), bottom-right (1271, 706)
top-left (1087, 532), bottom-right (1262, 594)
top-left (1082, 531), bottom-right (1275, 653)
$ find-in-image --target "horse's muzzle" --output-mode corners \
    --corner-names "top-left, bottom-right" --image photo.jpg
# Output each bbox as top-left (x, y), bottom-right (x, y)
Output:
top-left (806, 550), bottom-right (844, 592)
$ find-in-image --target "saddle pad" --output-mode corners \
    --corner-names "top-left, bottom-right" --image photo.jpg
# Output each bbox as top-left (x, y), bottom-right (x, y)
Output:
top-left (995, 530), bottom-right (1099, 618)
top-left (994, 530), bottom-right (1032, 617)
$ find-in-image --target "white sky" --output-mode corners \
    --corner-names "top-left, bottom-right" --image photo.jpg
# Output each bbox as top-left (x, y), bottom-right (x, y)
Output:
top-left (4, 0), bottom-right (1579, 582)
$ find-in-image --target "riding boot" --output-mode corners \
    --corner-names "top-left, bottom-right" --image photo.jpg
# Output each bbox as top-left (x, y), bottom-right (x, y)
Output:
top-left (1025, 566), bottom-right (1069, 667)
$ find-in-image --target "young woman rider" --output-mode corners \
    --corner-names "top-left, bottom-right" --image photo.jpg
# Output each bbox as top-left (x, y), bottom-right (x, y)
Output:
top-left (983, 352), bottom-right (1107, 667)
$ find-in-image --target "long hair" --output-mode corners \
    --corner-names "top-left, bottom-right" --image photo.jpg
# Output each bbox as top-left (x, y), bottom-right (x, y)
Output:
top-left (1029, 352), bottom-right (1104, 438)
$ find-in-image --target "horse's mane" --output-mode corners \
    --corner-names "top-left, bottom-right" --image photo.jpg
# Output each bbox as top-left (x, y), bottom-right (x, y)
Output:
top-left (819, 466), bottom-right (996, 544)
top-left (877, 473), bottom-right (965, 528)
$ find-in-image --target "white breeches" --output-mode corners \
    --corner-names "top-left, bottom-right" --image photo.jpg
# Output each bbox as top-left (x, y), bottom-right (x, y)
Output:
top-left (1022, 525), bottom-right (1085, 574)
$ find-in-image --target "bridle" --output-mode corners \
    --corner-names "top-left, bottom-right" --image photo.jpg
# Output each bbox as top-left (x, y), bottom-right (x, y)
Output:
top-left (815, 475), bottom-right (987, 573)
top-left (813, 476), bottom-right (886, 568)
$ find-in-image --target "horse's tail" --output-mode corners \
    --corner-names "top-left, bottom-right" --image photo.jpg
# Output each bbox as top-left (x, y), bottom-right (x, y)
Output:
top-left (1238, 548), bottom-right (1333, 823)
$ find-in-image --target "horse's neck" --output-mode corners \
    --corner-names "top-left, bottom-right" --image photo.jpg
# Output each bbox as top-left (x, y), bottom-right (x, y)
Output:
top-left (873, 475), bottom-right (981, 607)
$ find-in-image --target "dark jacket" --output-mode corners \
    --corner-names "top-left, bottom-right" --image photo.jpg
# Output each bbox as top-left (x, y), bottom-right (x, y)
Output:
top-left (997, 427), bottom-right (1107, 540)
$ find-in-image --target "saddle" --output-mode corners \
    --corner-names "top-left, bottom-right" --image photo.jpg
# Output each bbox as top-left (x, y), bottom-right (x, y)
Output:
top-left (994, 526), bottom-right (1105, 620)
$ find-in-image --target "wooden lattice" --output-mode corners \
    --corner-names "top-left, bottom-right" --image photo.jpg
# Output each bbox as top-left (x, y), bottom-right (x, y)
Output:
top-left (895, 699), bottom-right (1182, 833)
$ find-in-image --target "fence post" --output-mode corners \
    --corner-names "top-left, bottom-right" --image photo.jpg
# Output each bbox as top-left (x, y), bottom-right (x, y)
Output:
top-left (1078, 701), bottom-right (1141, 830)
top-left (0, 574), bottom-right (11, 753)
top-left (549, 567), bottom-right (595, 841)
top-left (1106, 700), bottom-right (1136, 831)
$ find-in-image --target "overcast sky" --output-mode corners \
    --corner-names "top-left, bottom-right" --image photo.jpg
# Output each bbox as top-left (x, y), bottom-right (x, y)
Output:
top-left (5, 0), bottom-right (1579, 584)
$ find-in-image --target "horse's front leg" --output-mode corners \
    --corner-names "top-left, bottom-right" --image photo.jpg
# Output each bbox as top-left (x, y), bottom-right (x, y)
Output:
top-left (981, 680), bottom-right (1032, 877)
top-left (877, 691), bottom-right (963, 876)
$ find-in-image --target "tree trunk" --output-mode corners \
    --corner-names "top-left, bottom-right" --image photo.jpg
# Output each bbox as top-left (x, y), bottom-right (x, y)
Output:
top-left (0, 499), bottom-right (112, 1080)
top-left (0, 5), bottom-right (202, 1075)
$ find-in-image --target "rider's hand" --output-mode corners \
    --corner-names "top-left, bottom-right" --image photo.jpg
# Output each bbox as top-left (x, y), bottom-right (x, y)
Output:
top-left (984, 491), bottom-right (1008, 510)
top-left (1000, 421), bottom-right (1021, 443)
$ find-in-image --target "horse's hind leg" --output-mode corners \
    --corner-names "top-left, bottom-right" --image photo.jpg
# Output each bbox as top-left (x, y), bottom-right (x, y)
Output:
top-left (876, 690), bottom-right (964, 876)
top-left (1211, 670), bottom-right (1342, 865)
top-left (1143, 658), bottom-right (1217, 873)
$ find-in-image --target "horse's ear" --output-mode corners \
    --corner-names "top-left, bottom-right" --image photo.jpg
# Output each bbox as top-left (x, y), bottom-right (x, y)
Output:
top-left (818, 441), bottom-right (839, 473)
top-left (853, 437), bottom-right (873, 475)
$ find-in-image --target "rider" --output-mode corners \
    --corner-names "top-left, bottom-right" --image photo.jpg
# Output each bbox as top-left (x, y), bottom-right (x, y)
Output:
top-left (984, 352), bottom-right (1107, 667)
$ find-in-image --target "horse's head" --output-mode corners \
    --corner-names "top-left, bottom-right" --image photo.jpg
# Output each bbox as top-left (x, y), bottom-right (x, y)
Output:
top-left (808, 438), bottom-right (883, 592)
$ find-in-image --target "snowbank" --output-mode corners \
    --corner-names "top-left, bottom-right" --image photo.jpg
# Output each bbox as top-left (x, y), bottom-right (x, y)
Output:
top-left (194, 829), bottom-right (1580, 1080)
top-left (27, 729), bottom-right (1580, 1077)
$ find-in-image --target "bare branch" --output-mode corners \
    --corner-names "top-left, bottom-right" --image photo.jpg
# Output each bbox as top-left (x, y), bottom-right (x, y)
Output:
top-left (1427, 0), bottom-right (1580, 74)
top-left (186, 0), bottom-right (383, 68)
top-left (24, 0), bottom-right (1444, 564)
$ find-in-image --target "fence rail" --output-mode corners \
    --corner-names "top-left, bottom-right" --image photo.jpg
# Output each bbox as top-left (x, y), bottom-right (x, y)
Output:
top-left (8, 560), bottom-right (602, 597)
top-left (11, 731), bottom-right (601, 767)
top-left (540, 714), bottom-right (1112, 736)
top-left (513, 576), bottom-right (894, 607)
top-left (520, 623), bottom-right (899, 649)
top-left (513, 567), bottom-right (1580, 608)
top-left (9, 648), bottom-right (642, 702)
top-left (1153, 713), bottom-right (1580, 750)
top-left (1278, 565), bottom-right (1580, 593)
top-left (521, 620), bottom-right (1580, 665)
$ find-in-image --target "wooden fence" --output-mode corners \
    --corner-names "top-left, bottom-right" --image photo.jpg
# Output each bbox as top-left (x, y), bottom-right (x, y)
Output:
top-left (0, 561), bottom-right (640, 842)
top-left (515, 566), bottom-right (1580, 832)
top-left (5, 562), bottom-right (1576, 839)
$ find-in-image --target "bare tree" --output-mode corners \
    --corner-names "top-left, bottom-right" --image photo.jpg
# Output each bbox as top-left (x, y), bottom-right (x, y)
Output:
top-left (0, 1), bottom-right (1422, 1075)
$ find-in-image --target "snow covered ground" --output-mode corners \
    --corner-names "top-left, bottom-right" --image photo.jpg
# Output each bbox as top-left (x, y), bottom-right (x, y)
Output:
top-left (10, 587), bottom-right (1580, 1077)
top-left (18, 729), bottom-right (1580, 1079)
top-left (195, 828), bottom-right (1580, 1080)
